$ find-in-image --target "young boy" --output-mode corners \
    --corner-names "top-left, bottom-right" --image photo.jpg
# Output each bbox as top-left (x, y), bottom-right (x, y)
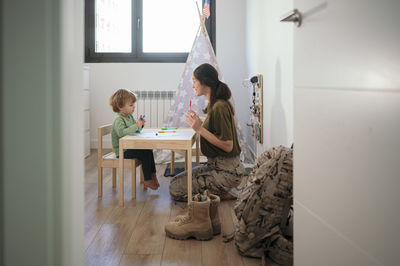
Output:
top-left (109, 89), bottom-right (159, 190)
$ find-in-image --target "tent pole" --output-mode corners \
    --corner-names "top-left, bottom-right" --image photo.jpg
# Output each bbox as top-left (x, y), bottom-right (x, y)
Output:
top-left (196, 2), bottom-right (207, 34)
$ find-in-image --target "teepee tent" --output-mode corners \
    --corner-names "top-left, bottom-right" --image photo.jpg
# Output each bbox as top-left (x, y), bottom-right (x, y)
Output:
top-left (155, 7), bottom-right (255, 164)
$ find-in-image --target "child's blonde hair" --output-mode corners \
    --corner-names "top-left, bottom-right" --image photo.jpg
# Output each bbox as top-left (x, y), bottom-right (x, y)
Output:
top-left (109, 89), bottom-right (137, 113)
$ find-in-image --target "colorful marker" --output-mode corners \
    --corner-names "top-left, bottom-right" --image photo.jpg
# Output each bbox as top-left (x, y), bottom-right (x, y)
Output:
top-left (137, 114), bottom-right (146, 133)
top-left (157, 130), bottom-right (176, 133)
top-left (174, 201), bottom-right (185, 209)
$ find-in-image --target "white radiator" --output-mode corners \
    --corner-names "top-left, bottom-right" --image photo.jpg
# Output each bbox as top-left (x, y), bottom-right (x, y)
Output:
top-left (133, 89), bottom-right (176, 128)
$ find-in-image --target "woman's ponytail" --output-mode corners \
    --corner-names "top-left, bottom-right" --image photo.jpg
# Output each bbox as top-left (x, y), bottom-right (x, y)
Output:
top-left (215, 81), bottom-right (234, 114)
top-left (215, 81), bottom-right (231, 101)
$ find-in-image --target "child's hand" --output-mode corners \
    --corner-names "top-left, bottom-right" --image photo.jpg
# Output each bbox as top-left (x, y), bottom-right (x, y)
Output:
top-left (136, 120), bottom-right (144, 128)
top-left (138, 115), bottom-right (146, 128)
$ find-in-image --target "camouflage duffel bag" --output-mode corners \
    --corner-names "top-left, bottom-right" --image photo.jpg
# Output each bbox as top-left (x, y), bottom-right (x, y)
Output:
top-left (224, 145), bottom-right (293, 263)
top-left (262, 233), bottom-right (293, 266)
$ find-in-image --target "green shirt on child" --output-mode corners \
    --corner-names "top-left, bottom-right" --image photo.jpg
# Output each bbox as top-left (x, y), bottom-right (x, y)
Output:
top-left (112, 113), bottom-right (139, 158)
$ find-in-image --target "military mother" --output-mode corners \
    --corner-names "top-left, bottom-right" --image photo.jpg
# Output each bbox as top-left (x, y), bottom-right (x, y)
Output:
top-left (169, 63), bottom-right (245, 201)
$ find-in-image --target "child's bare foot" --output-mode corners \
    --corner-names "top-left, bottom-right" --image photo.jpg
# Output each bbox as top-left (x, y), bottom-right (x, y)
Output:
top-left (143, 179), bottom-right (158, 190)
top-left (220, 192), bottom-right (237, 201)
top-left (152, 173), bottom-right (160, 187)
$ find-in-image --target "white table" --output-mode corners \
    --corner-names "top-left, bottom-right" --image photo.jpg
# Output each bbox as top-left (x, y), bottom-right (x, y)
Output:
top-left (118, 128), bottom-right (200, 206)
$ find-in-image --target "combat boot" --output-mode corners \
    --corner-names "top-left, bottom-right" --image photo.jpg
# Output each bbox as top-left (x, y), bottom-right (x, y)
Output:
top-left (175, 191), bottom-right (221, 235)
top-left (206, 191), bottom-right (221, 235)
top-left (165, 195), bottom-right (213, 240)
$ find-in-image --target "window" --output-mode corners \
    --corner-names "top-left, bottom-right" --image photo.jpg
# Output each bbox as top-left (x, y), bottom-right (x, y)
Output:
top-left (85, 0), bottom-right (216, 63)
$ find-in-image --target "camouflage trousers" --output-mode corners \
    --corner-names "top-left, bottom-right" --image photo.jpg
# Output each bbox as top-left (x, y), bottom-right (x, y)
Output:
top-left (169, 155), bottom-right (245, 201)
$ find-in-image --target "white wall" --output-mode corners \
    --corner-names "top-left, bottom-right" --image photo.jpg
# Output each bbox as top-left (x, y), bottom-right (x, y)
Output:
top-left (2, 0), bottom-right (84, 265)
top-left (294, 0), bottom-right (400, 264)
top-left (246, 0), bottom-right (294, 156)
top-left (216, 0), bottom-right (254, 153)
top-left (87, 0), bottom-right (252, 152)
top-left (86, 63), bottom-right (184, 147)
top-left (61, 0), bottom-right (85, 264)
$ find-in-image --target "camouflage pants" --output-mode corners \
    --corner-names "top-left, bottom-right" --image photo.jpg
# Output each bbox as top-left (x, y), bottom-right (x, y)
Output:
top-left (169, 155), bottom-right (245, 201)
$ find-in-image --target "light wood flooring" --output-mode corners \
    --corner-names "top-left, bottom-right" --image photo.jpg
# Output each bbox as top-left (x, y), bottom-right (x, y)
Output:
top-left (85, 149), bottom-right (261, 266)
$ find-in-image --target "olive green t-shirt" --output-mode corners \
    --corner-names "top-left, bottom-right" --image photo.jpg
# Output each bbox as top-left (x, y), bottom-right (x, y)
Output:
top-left (201, 100), bottom-right (241, 158)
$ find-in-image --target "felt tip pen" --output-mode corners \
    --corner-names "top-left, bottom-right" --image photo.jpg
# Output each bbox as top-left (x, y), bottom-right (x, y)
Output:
top-left (137, 114), bottom-right (145, 133)
top-left (174, 202), bottom-right (185, 209)
top-left (141, 114), bottom-right (146, 125)
top-left (157, 130), bottom-right (176, 133)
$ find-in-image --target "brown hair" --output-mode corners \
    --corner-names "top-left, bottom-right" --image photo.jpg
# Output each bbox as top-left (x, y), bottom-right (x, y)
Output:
top-left (193, 63), bottom-right (234, 115)
top-left (109, 89), bottom-right (137, 113)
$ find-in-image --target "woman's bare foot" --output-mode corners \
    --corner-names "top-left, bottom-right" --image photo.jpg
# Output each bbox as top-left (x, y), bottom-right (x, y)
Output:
top-left (143, 179), bottom-right (158, 190)
top-left (152, 173), bottom-right (160, 187)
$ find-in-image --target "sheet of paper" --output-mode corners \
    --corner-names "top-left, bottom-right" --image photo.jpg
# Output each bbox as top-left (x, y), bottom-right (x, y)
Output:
top-left (132, 131), bottom-right (177, 138)
top-left (132, 132), bottom-right (156, 138)
top-left (155, 132), bottom-right (176, 137)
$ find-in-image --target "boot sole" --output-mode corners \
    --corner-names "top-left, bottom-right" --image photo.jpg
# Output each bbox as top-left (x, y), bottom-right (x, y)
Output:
top-left (165, 229), bottom-right (213, 241)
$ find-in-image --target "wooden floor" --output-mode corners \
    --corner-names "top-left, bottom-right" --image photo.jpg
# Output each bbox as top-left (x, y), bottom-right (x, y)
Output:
top-left (85, 150), bottom-right (261, 266)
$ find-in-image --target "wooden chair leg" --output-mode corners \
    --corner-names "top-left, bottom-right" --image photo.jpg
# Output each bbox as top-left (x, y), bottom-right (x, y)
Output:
top-left (98, 166), bottom-right (103, 198)
top-left (112, 168), bottom-right (117, 188)
top-left (140, 164), bottom-right (144, 184)
top-left (171, 151), bottom-right (175, 175)
top-left (132, 160), bottom-right (136, 199)
top-left (140, 165), bottom-right (146, 190)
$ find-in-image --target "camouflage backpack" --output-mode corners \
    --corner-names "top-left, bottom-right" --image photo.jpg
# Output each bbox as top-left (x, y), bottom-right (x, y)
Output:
top-left (224, 145), bottom-right (293, 265)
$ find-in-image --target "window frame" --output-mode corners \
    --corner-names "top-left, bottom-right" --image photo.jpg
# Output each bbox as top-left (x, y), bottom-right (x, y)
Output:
top-left (84, 0), bottom-right (216, 63)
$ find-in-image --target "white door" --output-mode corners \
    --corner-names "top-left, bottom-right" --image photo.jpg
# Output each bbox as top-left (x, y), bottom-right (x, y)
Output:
top-left (293, 0), bottom-right (400, 265)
